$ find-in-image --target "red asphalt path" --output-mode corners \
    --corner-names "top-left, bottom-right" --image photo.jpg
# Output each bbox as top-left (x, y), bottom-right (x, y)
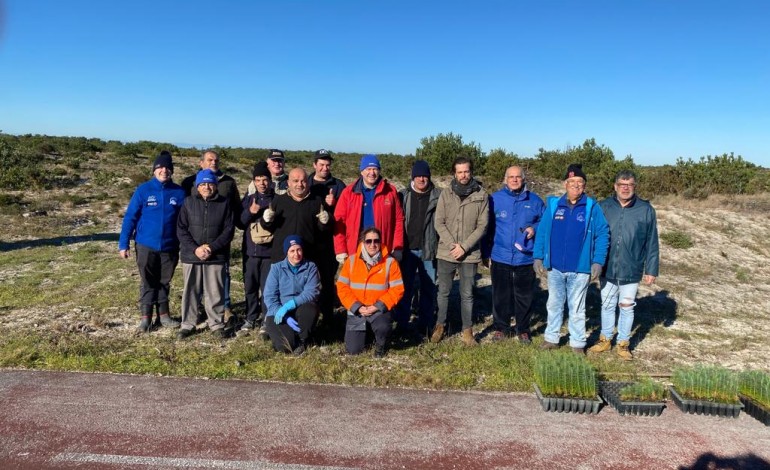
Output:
top-left (0, 370), bottom-right (768, 470)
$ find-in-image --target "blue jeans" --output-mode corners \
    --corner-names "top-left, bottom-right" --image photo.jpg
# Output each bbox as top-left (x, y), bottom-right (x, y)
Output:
top-left (600, 279), bottom-right (639, 342)
top-left (544, 268), bottom-right (590, 348)
top-left (395, 249), bottom-right (437, 332)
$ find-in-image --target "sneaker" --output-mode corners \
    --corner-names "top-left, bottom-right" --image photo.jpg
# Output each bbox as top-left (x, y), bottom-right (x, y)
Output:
top-left (616, 340), bottom-right (633, 361)
top-left (539, 341), bottom-right (559, 350)
top-left (177, 328), bottom-right (194, 340)
top-left (236, 321), bottom-right (255, 337)
top-left (588, 334), bottom-right (612, 353)
top-left (256, 324), bottom-right (267, 338)
top-left (490, 330), bottom-right (506, 342)
top-left (517, 333), bottom-right (532, 345)
top-left (571, 347), bottom-right (585, 355)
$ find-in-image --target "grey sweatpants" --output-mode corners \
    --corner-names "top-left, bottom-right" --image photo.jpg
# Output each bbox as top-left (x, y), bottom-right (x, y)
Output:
top-left (180, 263), bottom-right (226, 331)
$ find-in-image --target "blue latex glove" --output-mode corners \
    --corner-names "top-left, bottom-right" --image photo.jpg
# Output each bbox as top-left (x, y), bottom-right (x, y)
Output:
top-left (274, 299), bottom-right (297, 324)
top-left (286, 317), bottom-right (300, 333)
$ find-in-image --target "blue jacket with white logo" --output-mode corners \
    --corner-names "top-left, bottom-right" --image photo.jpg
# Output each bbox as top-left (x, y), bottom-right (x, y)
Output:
top-left (119, 177), bottom-right (185, 252)
top-left (533, 194), bottom-right (609, 274)
top-left (489, 186), bottom-right (545, 266)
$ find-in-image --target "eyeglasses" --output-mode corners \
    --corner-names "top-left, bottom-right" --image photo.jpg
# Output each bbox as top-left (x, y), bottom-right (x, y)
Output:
top-left (364, 238), bottom-right (381, 245)
top-left (616, 183), bottom-right (636, 189)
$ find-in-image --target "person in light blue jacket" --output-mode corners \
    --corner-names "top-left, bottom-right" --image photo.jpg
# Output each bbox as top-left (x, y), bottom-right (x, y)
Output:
top-left (533, 164), bottom-right (609, 353)
top-left (263, 235), bottom-right (321, 354)
top-left (118, 151), bottom-right (185, 333)
top-left (489, 166), bottom-right (545, 344)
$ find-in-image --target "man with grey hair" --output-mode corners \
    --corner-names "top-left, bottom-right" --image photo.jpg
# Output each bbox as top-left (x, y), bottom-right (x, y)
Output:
top-left (588, 170), bottom-right (659, 360)
top-left (181, 149), bottom-right (243, 322)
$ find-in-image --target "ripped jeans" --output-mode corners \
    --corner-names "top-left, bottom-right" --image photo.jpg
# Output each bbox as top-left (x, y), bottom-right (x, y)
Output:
top-left (600, 279), bottom-right (639, 342)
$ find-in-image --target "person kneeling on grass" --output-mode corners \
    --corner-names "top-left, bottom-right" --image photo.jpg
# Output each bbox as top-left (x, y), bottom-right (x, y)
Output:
top-left (264, 235), bottom-right (321, 354)
top-left (336, 227), bottom-right (404, 358)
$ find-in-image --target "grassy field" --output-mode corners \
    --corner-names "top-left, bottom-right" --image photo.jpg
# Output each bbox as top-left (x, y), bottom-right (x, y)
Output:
top-left (1, 152), bottom-right (768, 391)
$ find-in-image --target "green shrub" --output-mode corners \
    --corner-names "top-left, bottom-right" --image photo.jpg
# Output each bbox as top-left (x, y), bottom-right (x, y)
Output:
top-left (660, 230), bottom-right (693, 249)
top-left (739, 370), bottom-right (770, 408)
top-left (619, 377), bottom-right (667, 402)
top-left (534, 350), bottom-right (597, 399)
top-left (672, 365), bottom-right (739, 404)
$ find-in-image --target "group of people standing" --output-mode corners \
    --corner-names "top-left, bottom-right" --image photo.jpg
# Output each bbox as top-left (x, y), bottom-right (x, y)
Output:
top-left (119, 148), bottom-right (659, 360)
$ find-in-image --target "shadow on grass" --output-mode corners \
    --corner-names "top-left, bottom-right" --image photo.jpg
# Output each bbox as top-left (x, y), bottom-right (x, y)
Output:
top-left (0, 232), bottom-right (119, 251)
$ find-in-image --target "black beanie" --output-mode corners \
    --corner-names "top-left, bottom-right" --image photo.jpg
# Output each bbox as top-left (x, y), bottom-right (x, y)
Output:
top-left (153, 151), bottom-right (174, 173)
top-left (252, 161), bottom-right (271, 179)
top-left (564, 163), bottom-right (586, 181)
top-left (411, 160), bottom-right (431, 179)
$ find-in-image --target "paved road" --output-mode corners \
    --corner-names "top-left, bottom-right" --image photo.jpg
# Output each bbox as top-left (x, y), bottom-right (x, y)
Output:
top-left (0, 370), bottom-right (768, 469)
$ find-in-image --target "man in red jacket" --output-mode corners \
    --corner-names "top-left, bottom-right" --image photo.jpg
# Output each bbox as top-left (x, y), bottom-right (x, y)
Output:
top-left (333, 154), bottom-right (404, 265)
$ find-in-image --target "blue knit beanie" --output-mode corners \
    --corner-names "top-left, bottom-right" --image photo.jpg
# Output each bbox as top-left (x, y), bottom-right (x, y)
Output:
top-left (283, 235), bottom-right (303, 254)
top-left (195, 169), bottom-right (218, 186)
top-left (359, 154), bottom-right (381, 171)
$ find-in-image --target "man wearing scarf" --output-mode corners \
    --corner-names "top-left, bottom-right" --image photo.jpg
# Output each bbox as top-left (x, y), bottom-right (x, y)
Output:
top-left (431, 156), bottom-right (489, 347)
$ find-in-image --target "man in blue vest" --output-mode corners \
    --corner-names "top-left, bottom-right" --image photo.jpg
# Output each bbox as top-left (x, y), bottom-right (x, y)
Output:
top-left (533, 164), bottom-right (609, 354)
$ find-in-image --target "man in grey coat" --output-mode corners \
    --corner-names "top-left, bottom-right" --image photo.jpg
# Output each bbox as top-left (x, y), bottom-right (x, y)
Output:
top-left (431, 156), bottom-right (489, 347)
top-left (588, 170), bottom-right (659, 360)
top-left (395, 160), bottom-right (441, 338)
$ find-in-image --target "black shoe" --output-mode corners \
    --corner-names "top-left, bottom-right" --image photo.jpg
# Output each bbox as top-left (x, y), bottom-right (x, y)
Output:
top-left (177, 328), bottom-right (194, 340)
top-left (136, 316), bottom-right (152, 334)
top-left (292, 342), bottom-right (306, 356)
top-left (159, 314), bottom-right (180, 328)
top-left (374, 344), bottom-right (386, 358)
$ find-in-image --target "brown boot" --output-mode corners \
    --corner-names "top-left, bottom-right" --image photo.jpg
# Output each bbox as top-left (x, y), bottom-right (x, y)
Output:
top-left (430, 324), bottom-right (445, 344)
top-left (461, 328), bottom-right (477, 347)
top-left (588, 334), bottom-right (612, 353)
top-left (616, 340), bottom-right (633, 361)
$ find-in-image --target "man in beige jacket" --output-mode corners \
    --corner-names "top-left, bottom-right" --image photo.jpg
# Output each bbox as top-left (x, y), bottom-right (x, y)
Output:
top-left (431, 156), bottom-right (489, 346)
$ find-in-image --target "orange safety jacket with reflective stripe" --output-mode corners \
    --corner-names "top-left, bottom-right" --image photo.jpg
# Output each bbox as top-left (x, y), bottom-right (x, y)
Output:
top-left (336, 244), bottom-right (404, 314)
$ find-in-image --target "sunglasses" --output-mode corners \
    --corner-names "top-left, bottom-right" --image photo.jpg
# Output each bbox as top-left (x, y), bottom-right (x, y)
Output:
top-left (364, 238), bottom-right (381, 245)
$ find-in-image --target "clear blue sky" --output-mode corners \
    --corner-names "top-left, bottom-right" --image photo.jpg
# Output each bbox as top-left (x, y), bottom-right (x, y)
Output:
top-left (1, 0), bottom-right (768, 166)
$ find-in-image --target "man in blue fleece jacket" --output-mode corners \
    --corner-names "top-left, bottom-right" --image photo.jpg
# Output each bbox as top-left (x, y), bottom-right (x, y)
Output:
top-left (533, 164), bottom-right (609, 353)
top-left (119, 151), bottom-right (185, 333)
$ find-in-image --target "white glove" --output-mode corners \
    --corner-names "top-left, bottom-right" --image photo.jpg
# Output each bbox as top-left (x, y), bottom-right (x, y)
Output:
top-left (336, 253), bottom-right (348, 264)
top-left (262, 206), bottom-right (275, 223)
top-left (317, 207), bottom-right (329, 224)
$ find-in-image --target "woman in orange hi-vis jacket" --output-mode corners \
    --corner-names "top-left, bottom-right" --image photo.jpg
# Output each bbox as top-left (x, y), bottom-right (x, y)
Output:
top-left (336, 227), bottom-right (404, 357)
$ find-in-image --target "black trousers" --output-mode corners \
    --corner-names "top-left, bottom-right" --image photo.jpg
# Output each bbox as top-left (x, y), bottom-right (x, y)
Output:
top-left (491, 261), bottom-right (536, 335)
top-left (243, 256), bottom-right (271, 323)
top-left (265, 303), bottom-right (319, 353)
top-left (313, 253), bottom-right (339, 319)
top-left (345, 311), bottom-right (392, 355)
top-left (135, 244), bottom-right (178, 310)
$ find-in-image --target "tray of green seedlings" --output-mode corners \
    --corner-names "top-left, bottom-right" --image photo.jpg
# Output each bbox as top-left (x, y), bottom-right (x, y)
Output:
top-left (533, 350), bottom-right (602, 414)
top-left (739, 370), bottom-right (770, 426)
top-left (670, 365), bottom-right (743, 418)
top-left (600, 378), bottom-right (666, 416)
